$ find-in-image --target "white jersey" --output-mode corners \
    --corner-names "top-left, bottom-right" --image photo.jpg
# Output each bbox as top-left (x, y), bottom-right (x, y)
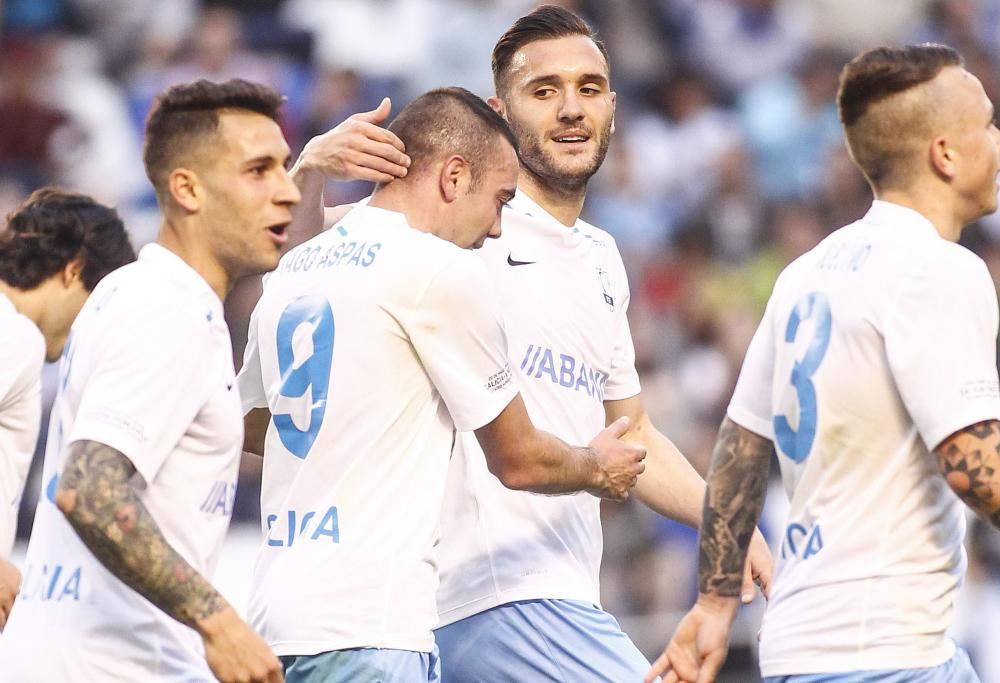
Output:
top-left (436, 192), bottom-right (641, 625)
top-left (0, 244), bottom-right (242, 682)
top-left (728, 201), bottom-right (1000, 676)
top-left (0, 293), bottom-right (43, 558)
top-left (238, 205), bottom-right (517, 656)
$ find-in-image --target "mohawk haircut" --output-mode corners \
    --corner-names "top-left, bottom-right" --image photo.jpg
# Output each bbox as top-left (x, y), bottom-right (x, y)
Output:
top-left (837, 44), bottom-right (963, 188)
top-left (386, 87), bottom-right (517, 188)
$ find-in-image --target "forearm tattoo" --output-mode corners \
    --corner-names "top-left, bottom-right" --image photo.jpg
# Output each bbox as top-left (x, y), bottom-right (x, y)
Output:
top-left (698, 418), bottom-right (772, 596)
top-left (58, 440), bottom-right (226, 627)
top-left (936, 420), bottom-right (1000, 528)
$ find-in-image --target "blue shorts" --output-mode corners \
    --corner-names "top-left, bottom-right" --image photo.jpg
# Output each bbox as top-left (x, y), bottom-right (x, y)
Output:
top-left (763, 646), bottom-right (980, 683)
top-left (434, 599), bottom-right (649, 682)
top-left (280, 646), bottom-right (441, 683)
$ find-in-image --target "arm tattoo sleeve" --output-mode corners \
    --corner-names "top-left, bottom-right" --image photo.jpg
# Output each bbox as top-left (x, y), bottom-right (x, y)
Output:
top-left (57, 440), bottom-right (226, 628)
top-left (935, 420), bottom-right (1000, 529)
top-left (698, 417), bottom-right (773, 596)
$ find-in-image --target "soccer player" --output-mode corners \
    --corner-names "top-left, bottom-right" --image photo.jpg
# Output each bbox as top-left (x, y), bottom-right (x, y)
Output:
top-left (427, 8), bottom-right (773, 682)
top-left (0, 79), bottom-right (407, 683)
top-left (649, 44), bottom-right (1000, 683)
top-left (0, 188), bottom-right (135, 629)
top-left (237, 86), bottom-right (646, 683)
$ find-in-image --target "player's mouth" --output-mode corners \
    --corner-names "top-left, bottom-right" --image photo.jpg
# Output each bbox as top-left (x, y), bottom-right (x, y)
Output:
top-left (266, 221), bottom-right (290, 246)
top-left (551, 130), bottom-right (591, 150)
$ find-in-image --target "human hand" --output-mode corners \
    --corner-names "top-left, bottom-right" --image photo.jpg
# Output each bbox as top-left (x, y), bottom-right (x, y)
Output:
top-left (742, 528), bottom-right (772, 603)
top-left (587, 416), bottom-right (647, 501)
top-left (645, 595), bottom-right (739, 683)
top-left (297, 97), bottom-right (410, 184)
top-left (0, 557), bottom-right (20, 629)
top-left (198, 606), bottom-right (284, 683)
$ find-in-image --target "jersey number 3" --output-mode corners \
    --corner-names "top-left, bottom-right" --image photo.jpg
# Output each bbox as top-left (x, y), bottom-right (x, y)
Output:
top-left (274, 295), bottom-right (335, 459)
top-left (774, 291), bottom-right (831, 463)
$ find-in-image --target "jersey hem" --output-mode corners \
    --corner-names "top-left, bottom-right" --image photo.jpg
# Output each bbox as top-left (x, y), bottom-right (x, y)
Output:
top-left (436, 581), bottom-right (600, 627)
top-left (760, 641), bottom-right (954, 677)
top-left (270, 636), bottom-right (434, 658)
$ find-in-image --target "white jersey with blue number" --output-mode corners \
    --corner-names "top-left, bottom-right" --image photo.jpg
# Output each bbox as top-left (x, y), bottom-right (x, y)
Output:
top-left (0, 244), bottom-right (242, 682)
top-left (238, 205), bottom-right (517, 656)
top-left (0, 293), bottom-right (44, 560)
top-left (728, 200), bottom-right (1000, 676)
top-left (435, 191), bottom-right (641, 626)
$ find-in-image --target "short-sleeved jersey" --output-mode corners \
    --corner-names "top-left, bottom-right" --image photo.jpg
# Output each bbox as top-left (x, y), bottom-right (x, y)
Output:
top-left (0, 293), bottom-right (44, 558)
top-left (436, 191), bottom-right (641, 626)
top-left (728, 201), bottom-right (1000, 676)
top-left (238, 205), bottom-right (517, 656)
top-left (0, 244), bottom-right (242, 682)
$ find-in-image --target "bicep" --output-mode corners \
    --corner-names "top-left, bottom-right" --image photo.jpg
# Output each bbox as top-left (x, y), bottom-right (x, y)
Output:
top-left (933, 420), bottom-right (1000, 514)
top-left (57, 439), bottom-right (137, 514)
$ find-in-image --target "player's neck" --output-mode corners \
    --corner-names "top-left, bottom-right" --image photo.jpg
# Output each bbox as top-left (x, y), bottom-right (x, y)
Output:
top-left (157, 220), bottom-right (231, 302)
top-left (875, 188), bottom-right (964, 242)
top-left (517, 170), bottom-right (585, 227)
top-left (368, 185), bottom-right (439, 239)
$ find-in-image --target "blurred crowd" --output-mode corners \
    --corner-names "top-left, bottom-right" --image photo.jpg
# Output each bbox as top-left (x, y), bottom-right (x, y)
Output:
top-left (6, 0), bottom-right (1000, 679)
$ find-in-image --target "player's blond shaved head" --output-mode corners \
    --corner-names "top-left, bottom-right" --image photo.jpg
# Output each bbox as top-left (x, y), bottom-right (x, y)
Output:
top-left (838, 44), bottom-right (963, 190)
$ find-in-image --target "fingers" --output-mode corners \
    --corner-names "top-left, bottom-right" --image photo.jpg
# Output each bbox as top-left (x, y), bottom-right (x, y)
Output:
top-left (604, 415), bottom-right (631, 438)
top-left (645, 651), bottom-right (670, 683)
top-left (353, 96), bottom-right (393, 127)
top-left (695, 650), bottom-right (726, 683)
top-left (741, 558), bottom-right (755, 604)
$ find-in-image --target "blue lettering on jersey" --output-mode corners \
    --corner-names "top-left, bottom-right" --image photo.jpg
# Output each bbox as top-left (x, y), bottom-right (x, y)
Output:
top-left (781, 522), bottom-right (824, 561)
top-left (281, 242), bottom-right (382, 273)
top-left (817, 241), bottom-right (871, 272)
top-left (518, 343), bottom-right (608, 401)
top-left (21, 564), bottom-right (82, 602)
top-left (199, 480), bottom-right (237, 516)
top-left (265, 506), bottom-right (340, 547)
top-left (45, 473), bottom-right (59, 504)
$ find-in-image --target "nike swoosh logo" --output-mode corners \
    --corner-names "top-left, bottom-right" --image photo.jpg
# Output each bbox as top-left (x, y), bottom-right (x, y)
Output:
top-left (507, 254), bottom-right (536, 267)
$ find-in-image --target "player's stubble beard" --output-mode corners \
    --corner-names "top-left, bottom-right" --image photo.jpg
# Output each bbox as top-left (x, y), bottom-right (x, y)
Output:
top-left (508, 114), bottom-right (612, 195)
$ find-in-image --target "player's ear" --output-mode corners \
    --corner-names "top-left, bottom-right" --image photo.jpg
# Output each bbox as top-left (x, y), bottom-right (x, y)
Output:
top-left (487, 96), bottom-right (506, 119)
top-left (440, 155), bottom-right (470, 202)
top-left (930, 135), bottom-right (957, 180)
top-left (609, 91), bottom-right (617, 136)
top-left (168, 168), bottom-right (201, 213)
top-left (60, 257), bottom-right (84, 288)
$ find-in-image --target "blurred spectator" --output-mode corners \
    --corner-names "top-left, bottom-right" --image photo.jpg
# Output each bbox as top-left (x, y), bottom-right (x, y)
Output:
top-left (683, 0), bottom-right (810, 96)
top-left (803, 0), bottom-right (932, 54)
top-left (0, 38), bottom-right (67, 189)
top-left (738, 48), bottom-right (846, 201)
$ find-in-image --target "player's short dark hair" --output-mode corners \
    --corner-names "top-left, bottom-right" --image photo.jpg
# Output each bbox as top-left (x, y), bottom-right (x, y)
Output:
top-left (838, 44), bottom-right (963, 188)
top-left (143, 78), bottom-right (284, 197)
top-left (492, 5), bottom-right (610, 96)
top-left (838, 44), bottom-right (962, 126)
top-left (0, 188), bottom-right (136, 290)
top-left (386, 87), bottom-right (517, 188)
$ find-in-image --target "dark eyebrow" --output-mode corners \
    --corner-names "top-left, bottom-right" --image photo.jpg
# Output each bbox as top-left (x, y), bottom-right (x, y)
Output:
top-left (523, 73), bottom-right (609, 91)
top-left (244, 154), bottom-right (292, 169)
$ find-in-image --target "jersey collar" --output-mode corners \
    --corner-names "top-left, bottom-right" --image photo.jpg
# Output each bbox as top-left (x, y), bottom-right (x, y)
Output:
top-left (862, 200), bottom-right (942, 240)
top-left (506, 190), bottom-right (597, 243)
top-left (139, 243), bottom-right (223, 306)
